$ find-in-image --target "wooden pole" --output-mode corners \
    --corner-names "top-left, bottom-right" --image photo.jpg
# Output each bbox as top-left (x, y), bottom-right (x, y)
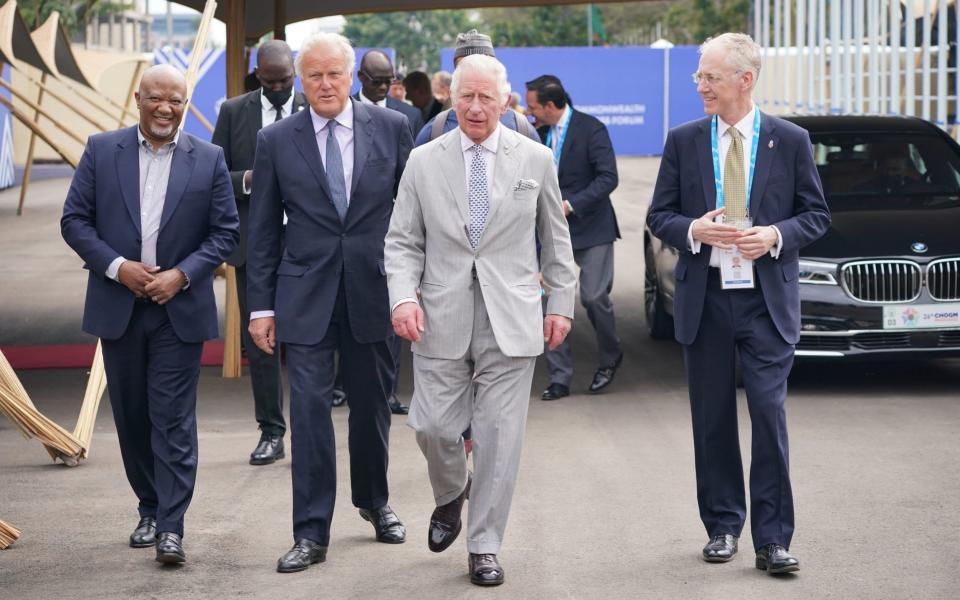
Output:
top-left (274, 0), bottom-right (286, 41)
top-left (221, 0), bottom-right (246, 379)
top-left (16, 72), bottom-right (46, 216)
top-left (118, 61), bottom-right (145, 129)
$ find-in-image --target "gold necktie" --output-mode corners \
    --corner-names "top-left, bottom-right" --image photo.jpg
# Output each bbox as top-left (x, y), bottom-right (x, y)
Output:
top-left (723, 127), bottom-right (747, 223)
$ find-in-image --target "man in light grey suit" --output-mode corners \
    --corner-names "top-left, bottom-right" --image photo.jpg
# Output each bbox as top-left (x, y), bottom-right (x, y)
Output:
top-left (385, 54), bottom-right (576, 587)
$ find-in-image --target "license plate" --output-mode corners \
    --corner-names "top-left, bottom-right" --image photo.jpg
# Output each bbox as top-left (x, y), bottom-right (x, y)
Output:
top-left (882, 303), bottom-right (960, 329)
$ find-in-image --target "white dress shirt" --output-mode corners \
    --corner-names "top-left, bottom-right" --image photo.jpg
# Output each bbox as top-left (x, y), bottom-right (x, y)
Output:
top-left (687, 104), bottom-right (782, 266)
top-left (391, 124), bottom-right (502, 313)
top-left (105, 129), bottom-right (181, 282)
top-left (251, 101), bottom-right (356, 322)
top-left (359, 90), bottom-right (387, 108)
top-left (549, 105), bottom-right (571, 154)
top-left (242, 90), bottom-right (297, 195)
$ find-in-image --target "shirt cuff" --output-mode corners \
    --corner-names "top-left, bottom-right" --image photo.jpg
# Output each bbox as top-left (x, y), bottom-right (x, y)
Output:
top-left (563, 200), bottom-right (574, 214)
top-left (391, 298), bottom-right (418, 313)
top-left (769, 225), bottom-right (783, 259)
top-left (106, 257), bottom-right (126, 281)
top-left (686, 221), bottom-right (702, 254)
top-left (180, 269), bottom-right (190, 290)
top-left (242, 171), bottom-right (252, 195)
top-left (251, 310), bottom-right (275, 320)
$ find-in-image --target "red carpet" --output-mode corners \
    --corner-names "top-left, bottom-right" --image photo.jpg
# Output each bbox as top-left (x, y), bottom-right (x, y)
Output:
top-left (1, 342), bottom-right (231, 370)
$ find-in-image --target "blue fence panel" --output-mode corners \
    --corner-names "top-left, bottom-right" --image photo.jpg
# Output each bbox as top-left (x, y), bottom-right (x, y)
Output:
top-left (667, 46), bottom-right (705, 130)
top-left (442, 46), bottom-right (666, 156)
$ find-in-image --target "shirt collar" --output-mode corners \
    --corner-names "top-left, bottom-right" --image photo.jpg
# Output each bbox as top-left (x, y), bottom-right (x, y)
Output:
top-left (310, 99), bottom-right (354, 135)
top-left (717, 104), bottom-right (756, 140)
top-left (137, 127), bottom-right (180, 151)
top-left (260, 89), bottom-right (296, 115)
top-left (459, 123), bottom-right (501, 155)
top-left (554, 105), bottom-right (571, 133)
top-left (359, 91), bottom-right (386, 108)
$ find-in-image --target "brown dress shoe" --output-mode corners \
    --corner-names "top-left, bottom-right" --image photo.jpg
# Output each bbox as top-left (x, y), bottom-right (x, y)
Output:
top-left (469, 553), bottom-right (504, 586)
top-left (428, 474), bottom-right (471, 553)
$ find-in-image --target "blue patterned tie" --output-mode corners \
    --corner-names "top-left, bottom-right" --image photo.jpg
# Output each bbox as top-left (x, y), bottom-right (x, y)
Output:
top-left (325, 119), bottom-right (348, 222)
top-left (467, 144), bottom-right (488, 248)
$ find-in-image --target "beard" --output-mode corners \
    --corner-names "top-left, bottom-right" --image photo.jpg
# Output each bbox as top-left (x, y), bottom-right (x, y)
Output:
top-left (148, 121), bottom-right (176, 141)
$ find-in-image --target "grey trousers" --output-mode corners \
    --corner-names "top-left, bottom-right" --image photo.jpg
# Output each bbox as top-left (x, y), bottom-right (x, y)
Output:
top-left (236, 264), bottom-right (285, 436)
top-left (408, 284), bottom-right (536, 555)
top-left (545, 242), bottom-right (621, 386)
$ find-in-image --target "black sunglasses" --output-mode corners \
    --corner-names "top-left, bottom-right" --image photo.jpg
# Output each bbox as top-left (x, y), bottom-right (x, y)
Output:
top-left (360, 70), bottom-right (394, 87)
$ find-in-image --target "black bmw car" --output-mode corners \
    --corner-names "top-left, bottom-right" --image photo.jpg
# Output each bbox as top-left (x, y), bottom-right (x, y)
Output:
top-left (644, 115), bottom-right (960, 358)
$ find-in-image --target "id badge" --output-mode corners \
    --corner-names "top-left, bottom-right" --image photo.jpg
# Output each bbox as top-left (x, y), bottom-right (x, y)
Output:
top-left (719, 218), bottom-right (755, 290)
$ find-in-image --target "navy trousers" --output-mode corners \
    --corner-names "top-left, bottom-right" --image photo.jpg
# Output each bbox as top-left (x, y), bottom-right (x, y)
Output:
top-left (101, 301), bottom-right (202, 537)
top-left (682, 270), bottom-right (796, 551)
top-left (285, 283), bottom-right (394, 545)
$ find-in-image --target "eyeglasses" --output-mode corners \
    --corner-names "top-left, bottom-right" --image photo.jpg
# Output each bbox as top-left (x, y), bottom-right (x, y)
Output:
top-left (691, 70), bottom-right (742, 86)
top-left (360, 70), bottom-right (395, 87)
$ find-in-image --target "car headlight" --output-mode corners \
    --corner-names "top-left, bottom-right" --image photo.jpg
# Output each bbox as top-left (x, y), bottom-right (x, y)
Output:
top-left (798, 260), bottom-right (839, 285)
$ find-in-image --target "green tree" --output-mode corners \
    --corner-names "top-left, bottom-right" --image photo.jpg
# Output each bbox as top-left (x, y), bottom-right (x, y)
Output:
top-left (482, 6), bottom-right (589, 47)
top-left (663, 0), bottom-right (751, 45)
top-left (343, 10), bottom-right (473, 73)
top-left (19, 1), bottom-right (132, 42)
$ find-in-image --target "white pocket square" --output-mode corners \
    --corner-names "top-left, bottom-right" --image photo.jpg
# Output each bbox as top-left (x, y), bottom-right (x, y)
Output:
top-left (514, 179), bottom-right (539, 192)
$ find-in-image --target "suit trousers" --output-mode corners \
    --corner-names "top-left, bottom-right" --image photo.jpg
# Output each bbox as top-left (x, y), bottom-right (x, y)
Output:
top-left (683, 269), bottom-right (795, 551)
top-left (545, 242), bottom-right (621, 385)
top-left (284, 281), bottom-right (394, 545)
top-left (101, 302), bottom-right (202, 537)
top-left (236, 264), bottom-right (285, 436)
top-left (408, 282), bottom-right (536, 555)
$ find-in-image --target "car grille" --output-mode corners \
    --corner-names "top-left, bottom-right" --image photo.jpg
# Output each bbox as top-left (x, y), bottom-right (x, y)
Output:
top-left (798, 330), bottom-right (960, 352)
top-left (939, 331), bottom-right (960, 347)
top-left (852, 332), bottom-right (911, 350)
top-left (840, 260), bottom-right (922, 303)
top-left (927, 258), bottom-right (960, 301)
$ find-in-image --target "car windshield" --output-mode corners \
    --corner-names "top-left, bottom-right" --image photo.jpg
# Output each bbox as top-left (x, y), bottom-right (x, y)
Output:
top-left (810, 132), bottom-right (960, 200)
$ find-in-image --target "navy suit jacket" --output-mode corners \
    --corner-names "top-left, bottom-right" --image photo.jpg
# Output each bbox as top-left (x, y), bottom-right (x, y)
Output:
top-left (543, 110), bottom-right (620, 251)
top-left (646, 112), bottom-right (831, 345)
top-left (61, 126), bottom-right (240, 343)
top-left (247, 99), bottom-right (413, 345)
top-left (212, 89), bottom-right (308, 266)
top-left (351, 92), bottom-right (421, 137)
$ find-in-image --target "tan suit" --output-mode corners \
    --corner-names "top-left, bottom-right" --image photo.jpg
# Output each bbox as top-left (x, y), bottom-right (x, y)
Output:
top-left (385, 125), bottom-right (576, 554)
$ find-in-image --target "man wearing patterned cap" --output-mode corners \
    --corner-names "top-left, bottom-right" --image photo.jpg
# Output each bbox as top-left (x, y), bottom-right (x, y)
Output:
top-left (414, 29), bottom-right (540, 147)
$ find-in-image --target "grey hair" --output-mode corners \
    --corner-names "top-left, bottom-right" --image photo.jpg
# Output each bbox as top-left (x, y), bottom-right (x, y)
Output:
top-left (700, 32), bottom-right (762, 89)
top-left (295, 32), bottom-right (355, 77)
top-left (450, 55), bottom-right (511, 105)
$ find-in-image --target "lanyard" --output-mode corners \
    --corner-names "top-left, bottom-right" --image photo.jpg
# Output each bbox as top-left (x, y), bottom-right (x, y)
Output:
top-left (544, 108), bottom-right (573, 169)
top-left (710, 109), bottom-right (761, 213)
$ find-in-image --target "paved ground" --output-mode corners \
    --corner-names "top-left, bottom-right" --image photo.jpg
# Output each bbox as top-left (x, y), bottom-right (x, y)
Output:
top-left (1, 160), bottom-right (959, 599)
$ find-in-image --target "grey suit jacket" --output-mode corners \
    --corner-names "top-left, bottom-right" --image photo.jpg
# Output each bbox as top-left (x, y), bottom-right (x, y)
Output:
top-left (385, 126), bottom-right (577, 359)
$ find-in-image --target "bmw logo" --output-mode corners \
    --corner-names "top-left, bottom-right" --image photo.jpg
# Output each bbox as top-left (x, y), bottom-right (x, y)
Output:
top-left (911, 242), bottom-right (928, 254)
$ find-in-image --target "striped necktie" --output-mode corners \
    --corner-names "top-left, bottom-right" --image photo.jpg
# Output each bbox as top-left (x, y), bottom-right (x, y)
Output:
top-left (723, 127), bottom-right (747, 223)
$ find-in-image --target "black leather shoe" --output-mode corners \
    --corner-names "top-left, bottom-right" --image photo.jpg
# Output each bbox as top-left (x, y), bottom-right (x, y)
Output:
top-left (388, 395), bottom-right (409, 415)
top-left (332, 386), bottom-right (347, 407)
top-left (702, 534), bottom-right (738, 562)
top-left (129, 516), bottom-right (156, 548)
top-left (429, 475), bottom-right (471, 553)
top-left (249, 434), bottom-right (285, 465)
top-left (469, 553), bottom-right (505, 586)
top-left (540, 383), bottom-right (570, 401)
top-left (589, 353), bottom-right (623, 393)
top-left (359, 505), bottom-right (406, 544)
top-left (756, 544), bottom-right (800, 574)
top-left (155, 532), bottom-right (185, 564)
top-left (277, 539), bottom-right (327, 573)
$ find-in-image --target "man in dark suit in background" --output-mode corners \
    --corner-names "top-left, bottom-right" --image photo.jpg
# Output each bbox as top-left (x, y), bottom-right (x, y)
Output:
top-left (355, 49), bottom-right (422, 138)
top-left (525, 75), bottom-right (622, 400)
top-left (212, 40), bottom-right (306, 467)
top-left (61, 65), bottom-right (239, 565)
top-left (403, 70), bottom-right (443, 124)
top-left (647, 33), bottom-right (830, 574)
top-left (246, 33), bottom-right (413, 573)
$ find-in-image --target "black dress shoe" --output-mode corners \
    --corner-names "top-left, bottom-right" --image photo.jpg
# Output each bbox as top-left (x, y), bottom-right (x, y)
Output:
top-left (589, 353), bottom-right (623, 393)
top-left (332, 386), bottom-right (347, 407)
top-left (756, 543), bottom-right (800, 574)
top-left (388, 395), bottom-right (409, 415)
top-left (155, 532), bottom-right (186, 564)
top-left (540, 383), bottom-right (570, 401)
top-left (249, 434), bottom-right (285, 465)
top-left (469, 553), bottom-right (505, 586)
top-left (129, 516), bottom-right (157, 548)
top-left (429, 475), bottom-right (472, 553)
top-left (359, 505), bottom-right (406, 544)
top-left (702, 534), bottom-right (738, 562)
top-left (277, 539), bottom-right (327, 573)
